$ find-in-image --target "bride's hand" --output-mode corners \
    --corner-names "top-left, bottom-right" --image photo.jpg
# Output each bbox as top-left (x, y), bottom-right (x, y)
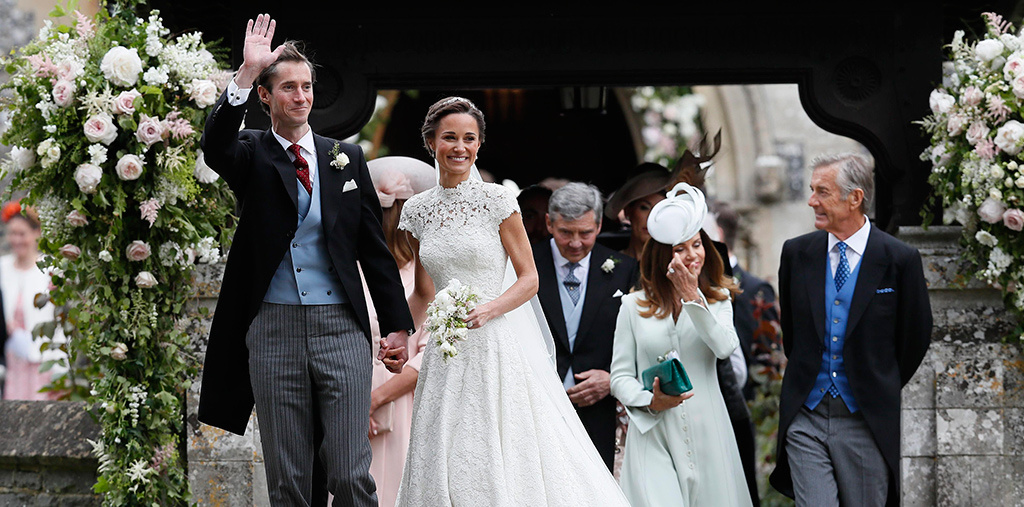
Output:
top-left (464, 302), bottom-right (500, 330)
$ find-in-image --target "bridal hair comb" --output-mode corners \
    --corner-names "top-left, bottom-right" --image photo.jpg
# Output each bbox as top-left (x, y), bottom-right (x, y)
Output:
top-left (438, 96), bottom-right (476, 109)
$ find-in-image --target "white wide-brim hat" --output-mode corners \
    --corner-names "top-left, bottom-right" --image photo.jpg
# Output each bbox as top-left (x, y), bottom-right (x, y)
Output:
top-left (646, 182), bottom-right (707, 246)
top-left (367, 156), bottom-right (436, 208)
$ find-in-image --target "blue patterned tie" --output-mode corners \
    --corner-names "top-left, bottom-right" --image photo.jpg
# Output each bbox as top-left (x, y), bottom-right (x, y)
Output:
top-left (835, 242), bottom-right (850, 291)
top-left (564, 262), bottom-right (581, 305)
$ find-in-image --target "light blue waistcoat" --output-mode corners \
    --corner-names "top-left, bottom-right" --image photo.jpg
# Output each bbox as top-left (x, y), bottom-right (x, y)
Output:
top-left (264, 171), bottom-right (347, 305)
top-left (805, 254), bottom-right (862, 413)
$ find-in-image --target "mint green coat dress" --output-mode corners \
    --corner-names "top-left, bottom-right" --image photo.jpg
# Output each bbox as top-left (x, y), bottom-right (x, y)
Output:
top-left (610, 291), bottom-right (752, 507)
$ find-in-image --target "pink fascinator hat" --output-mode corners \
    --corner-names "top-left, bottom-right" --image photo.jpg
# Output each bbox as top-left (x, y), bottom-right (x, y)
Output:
top-left (367, 156), bottom-right (436, 208)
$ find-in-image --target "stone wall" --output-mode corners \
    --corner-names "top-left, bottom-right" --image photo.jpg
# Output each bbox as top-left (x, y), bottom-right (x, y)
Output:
top-left (900, 226), bottom-right (1024, 506)
top-left (0, 401), bottom-right (100, 506)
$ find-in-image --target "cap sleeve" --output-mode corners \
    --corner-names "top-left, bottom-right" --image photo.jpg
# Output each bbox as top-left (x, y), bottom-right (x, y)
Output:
top-left (397, 195), bottom-right (421, 240)
top-left (486, 183), bottom-right (520, 226)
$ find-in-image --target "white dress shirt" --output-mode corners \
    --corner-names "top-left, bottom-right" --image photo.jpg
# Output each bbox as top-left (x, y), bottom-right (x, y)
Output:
top-left (827, 216), bottom-right (871, 276)
top-left (549, 239), bottom-right (592, 298)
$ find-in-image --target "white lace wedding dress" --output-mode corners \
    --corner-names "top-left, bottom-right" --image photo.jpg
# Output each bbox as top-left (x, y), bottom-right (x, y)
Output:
top-left (395, 178), bottom-right (629, 506)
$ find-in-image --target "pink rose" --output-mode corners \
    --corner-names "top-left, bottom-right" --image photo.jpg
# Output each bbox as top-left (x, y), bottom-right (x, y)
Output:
top-left (961, 86), bottom-right (984, 107)
top-left (966, 121), bottom-right (990, 146)
top-left (125, 240), bottom-right (151, 262)
top-left (135, 271), bottom-right (158, 288)
top-left (112, 89), bottom-right (141, 115)
top-left (56, 60), bottom-right (82, 81)
top-left (74, 163), bottom-right (102, 194)
top-left (66, 210), bottom-right (89, 227)
top-left (115, 154), bottom-right (144, 181)
top-left (135, 115), bottom-right (166, 147)
top-left (59, 244), bottom-right (81, 260)
top-left (83, 113), bottom-right (118, 145)
top-left (978, 197), bottom-right (1007, 224)
top-left (1014, 75), bottom-right (1024, 99)
top-left (1003, 208), bottom-right (1024, 231)
top-left (947, 113), bottom-right (967, 136)
top-left (51, 79), bottom-right (75, 107)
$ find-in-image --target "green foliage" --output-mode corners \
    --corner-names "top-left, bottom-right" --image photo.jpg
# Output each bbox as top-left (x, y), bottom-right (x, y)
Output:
top-left (0, 5), bottom-right (234, 505)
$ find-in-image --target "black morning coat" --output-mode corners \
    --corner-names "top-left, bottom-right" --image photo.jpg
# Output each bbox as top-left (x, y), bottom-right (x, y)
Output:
top-left (197, 92), bottom-right (414, 435)
top-left (769, 226), bottom-right (932, 505)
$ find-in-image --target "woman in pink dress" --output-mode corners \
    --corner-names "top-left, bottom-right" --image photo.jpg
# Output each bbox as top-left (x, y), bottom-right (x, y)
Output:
top-left (1, 202), bottom-right (61, 400)
top-left (363, 156), bottom-right (436, 507)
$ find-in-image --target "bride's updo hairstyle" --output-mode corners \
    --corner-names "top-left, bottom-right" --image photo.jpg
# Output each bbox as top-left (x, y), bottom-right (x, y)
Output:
top-left (421, 96), bottom-right (487, 157)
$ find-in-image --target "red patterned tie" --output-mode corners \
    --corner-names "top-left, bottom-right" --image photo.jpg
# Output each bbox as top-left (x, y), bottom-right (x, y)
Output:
top-left (288, 144), bottom-right (312, 195)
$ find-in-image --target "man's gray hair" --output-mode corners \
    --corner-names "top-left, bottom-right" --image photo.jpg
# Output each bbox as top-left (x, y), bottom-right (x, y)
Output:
top-left (811, 153), bottom-right (874, 214)
top-left (548, 182), bottom-right (603, 224)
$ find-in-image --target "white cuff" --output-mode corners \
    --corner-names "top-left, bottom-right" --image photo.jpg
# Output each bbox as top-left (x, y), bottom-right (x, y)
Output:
top-left (226, 79), bottom-right (252, 106)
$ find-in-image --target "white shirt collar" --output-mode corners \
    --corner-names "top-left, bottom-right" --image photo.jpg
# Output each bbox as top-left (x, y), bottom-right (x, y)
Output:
top-left (272, 128), bottom-right (316, 160)
top-left (828, 215), bottom-right (871, 256)
top-left (549, 238), bottom-right (592, 274)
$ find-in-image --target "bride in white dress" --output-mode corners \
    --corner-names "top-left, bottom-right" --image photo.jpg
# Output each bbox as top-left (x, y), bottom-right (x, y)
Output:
top-left (389, 97), bottom-right (629, 506)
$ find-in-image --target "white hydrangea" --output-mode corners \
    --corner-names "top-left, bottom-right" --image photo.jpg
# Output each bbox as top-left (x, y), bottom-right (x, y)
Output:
top-left (193, 237), bottom-right (220, 264)
top-left (143, 65), bottom-right (169, 86)
top-left (159, 241), bottom-right (185, 267)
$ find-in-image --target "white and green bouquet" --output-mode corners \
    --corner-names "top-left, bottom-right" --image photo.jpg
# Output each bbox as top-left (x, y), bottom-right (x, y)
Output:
top-left (919, 11), bottom-right (1024, 330)
top-left (426, 279), bottom-right (479, 360)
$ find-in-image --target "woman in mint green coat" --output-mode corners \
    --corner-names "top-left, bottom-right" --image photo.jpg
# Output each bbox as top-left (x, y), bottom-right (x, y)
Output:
top-left (610, 183), bottom-right (751, 507)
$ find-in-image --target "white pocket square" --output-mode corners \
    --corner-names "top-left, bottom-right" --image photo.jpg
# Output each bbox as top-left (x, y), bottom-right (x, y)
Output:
top-left (612, 289), bottom-right (624, 298)
top-left (342, 180), bottom-right (358, 192)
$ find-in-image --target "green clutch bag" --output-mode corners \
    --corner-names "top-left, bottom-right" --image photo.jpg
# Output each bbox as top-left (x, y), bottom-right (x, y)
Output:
top-left (641, 358), bottom-right (693, 396)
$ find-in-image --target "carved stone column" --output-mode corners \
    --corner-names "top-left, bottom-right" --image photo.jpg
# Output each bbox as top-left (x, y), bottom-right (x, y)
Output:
top-left (899, 226), bottom-right (1024, 505)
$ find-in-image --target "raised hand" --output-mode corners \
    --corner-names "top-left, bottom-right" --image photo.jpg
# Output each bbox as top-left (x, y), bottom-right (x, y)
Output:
top-left (667, 252), bottom-right (701, 303)
top-left (235, 14), bottom-right (285, 88)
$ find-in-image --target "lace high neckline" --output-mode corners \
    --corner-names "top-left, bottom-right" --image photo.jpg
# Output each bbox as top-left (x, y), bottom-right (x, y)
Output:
top-left (438, 177), bottom-right (478, 194)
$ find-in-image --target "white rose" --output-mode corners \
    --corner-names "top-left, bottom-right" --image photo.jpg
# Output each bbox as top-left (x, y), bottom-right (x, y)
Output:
top-left (187, 79), bottom-right (218, 108)
top-left (51, 79), bottom-right (75, 107)
top-left (99, 46), bottom-right (143, 87)
top-left (1013, 75), bottom-right (1024, 99)
top-left (960, 86), bottom-right (984, 107)
top-left (59, 244), bottom-right (81, 260)
top-left (115, 154), bottom-right (144, 181)
top-left (1001, 33), bottom-right (1022, 52)
top-left (135, 271), bottom-right (158, 289)
top-left (112, 89), bottom-right (141, 115)
top-left (37, 139), bottom-right (61, 168)
top-left (942, 61), bottom-right (959, 88)
top-left (83, 113), bottom-right (118, 145)
top-left (1005, 52), bottom-right (1024, 79)
top-left (193, 151), bottom-right (219, 183)
top-left (135, 115), bottom-right (166, 147)
top-left (1017, 176), bottom-right (1024, 188)
top-left (98, 250), bottom-right (113, 262)
top-left (976, 39), bottom-right (1005, 62)
top-left (110, 342), bottom-right (128, 361)
top-left (947, 113), bottom-right (968, 136)
top-left (976, 230), bottom-right (998, 247)
top-left (454, 327), bottom-right (468, 339)
top-left (978, 197), bottom-right (1006, 223)
top-left (9, 146), bottom-right (35, 170)
top-left (990, 165), bottom-right (1005, 179)
top-left (74, 163), bottom-right (102, 194)
top-left (929, 90), bottom-right (956, 114)
top-left (966, 121), bottom-right (990, 145)
top-left (995, 120), bottom-right (1024, 155)
top-left (56, 60), bottom-right (83, 81)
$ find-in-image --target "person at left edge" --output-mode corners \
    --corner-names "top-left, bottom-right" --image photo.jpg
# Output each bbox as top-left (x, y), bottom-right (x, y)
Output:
top-left (197, 15), bottom-right (414, 506)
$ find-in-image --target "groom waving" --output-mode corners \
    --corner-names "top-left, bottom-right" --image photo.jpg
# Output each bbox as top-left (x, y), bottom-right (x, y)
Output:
top-left (198, 15), bottom-right (414, 505)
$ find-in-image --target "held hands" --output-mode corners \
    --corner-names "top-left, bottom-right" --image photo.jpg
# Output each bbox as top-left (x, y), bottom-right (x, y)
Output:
top-left (463, 302), bottom-right (499, 330)
top-left (567, 369), bottom-right (611, 407)
top-left (648, 377), bottom-right (695, 411)
top-left (667, 253), bottom-right (702, 305)
top-left (377, 330), bottom-right (409, 373)
top-left (235, 14), bottom-right (285, 88)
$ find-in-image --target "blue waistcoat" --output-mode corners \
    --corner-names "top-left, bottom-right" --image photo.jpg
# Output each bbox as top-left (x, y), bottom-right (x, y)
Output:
top-left (558, 268), bottom-right (586, 390)
top-left (263, 170), bottom-right (348, 305)
top-left (804, 255), bottom-right (862, 413)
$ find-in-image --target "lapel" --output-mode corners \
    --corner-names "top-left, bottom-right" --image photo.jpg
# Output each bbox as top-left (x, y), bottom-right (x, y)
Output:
top-left (799, 231), bottom-right (828, 343)
top-left (262, 130), bottom-right (298, 212)
top-left (315, 135), bottom-right (345, 235)
top-left (845, 226), bottom-right (886, 338)
top-left (534, 243), bottom-right (571, 351)
top-left (576, 249), bottom-right (612, 342)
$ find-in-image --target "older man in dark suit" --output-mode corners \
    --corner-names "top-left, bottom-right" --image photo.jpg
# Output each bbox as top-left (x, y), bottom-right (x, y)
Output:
top-left (769, 154), bottom-right (931, 506)
top-left (198, 15), bottom-right (413, 506)
top-left (533, 182), bottom-right (638, 470)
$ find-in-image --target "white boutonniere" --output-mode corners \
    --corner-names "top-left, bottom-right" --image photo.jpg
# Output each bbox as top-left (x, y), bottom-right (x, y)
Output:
top-left (329, 143), bottom-right (349, 170)
top-left (601, 256), bottom-right (620, 273)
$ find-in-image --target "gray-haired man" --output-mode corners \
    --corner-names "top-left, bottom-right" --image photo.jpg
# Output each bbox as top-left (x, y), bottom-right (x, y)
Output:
top-left (532, 182), bottom-right (639, 470)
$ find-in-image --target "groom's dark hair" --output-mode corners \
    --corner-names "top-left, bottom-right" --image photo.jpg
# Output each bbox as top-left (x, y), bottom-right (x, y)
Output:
top-left (255, 41), bottom-right (317, 114)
